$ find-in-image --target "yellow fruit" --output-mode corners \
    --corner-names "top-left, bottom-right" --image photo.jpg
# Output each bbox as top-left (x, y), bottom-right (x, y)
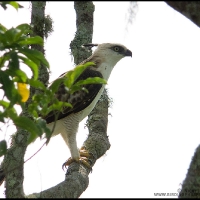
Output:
top-left (17, 82), bottom-right (30, 102)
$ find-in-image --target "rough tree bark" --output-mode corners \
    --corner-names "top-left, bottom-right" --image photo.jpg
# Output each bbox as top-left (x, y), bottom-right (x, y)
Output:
top-left (178, 145), bottom-right (200, 198)
top-left (27, 1), bottom-right (111, 198)
top-left (164, 1), bottom-right (200, 198)
top-left (0, 1), bottom-right (49, 198)
top-left (31, 1), bottom-right (49, 86)
top-left (70, 2), bottom-right (94, 64)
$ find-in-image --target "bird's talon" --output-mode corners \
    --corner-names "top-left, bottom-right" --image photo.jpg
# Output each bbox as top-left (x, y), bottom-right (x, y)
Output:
top-left (79, 147), bottom-right (96, 160)
top-left (62, 156), bottom-right (92, 170)
top-left (79, 158), bottom-right (91, 169)
top-left (62, 157), bottom-right (74, 170)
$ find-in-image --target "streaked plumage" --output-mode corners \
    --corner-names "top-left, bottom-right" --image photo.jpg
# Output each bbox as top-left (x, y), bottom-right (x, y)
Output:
top-left (45, 43), bottom-right (132, 165)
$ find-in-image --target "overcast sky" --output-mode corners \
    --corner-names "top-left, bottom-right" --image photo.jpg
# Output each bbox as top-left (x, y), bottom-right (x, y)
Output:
top-left (1, 1), bottom-right (200, 198)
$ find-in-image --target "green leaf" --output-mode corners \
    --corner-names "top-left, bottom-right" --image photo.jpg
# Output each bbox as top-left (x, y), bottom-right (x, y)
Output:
top-left (63, 102), bottom-right (73, 108)
top-left (19, 48), bottom-right (50, 68)
top-left (6, 107), bottom-right (18, 119)
top-left (8, 1), bottom-right (19, 10)
top-left (0, 1), bottom-right (23, 10)
top-left (0, 1), bottom-right (10, 10)
top-left (0, 100), bottom-right (10, 108)
top-left (51, 101), bottom-right (72, 111)
top-left (28, 79), bottom-right (46, 90)
top-left (19, 36), bottom-right (43, 46)
top-left (9, 51), bottom-right (19, 69)
top-left (0, 32), bottom-right (9, 49)
top-left (15, 23), bottom-right (32, 40)
top-left (0, 2), bottom-right (7, 9)
top-left (64, 70), bottom-right (73, 88)
top-left (69, 85), bottom-right (88, 94)
top-left (36, 118), bottom-right (51, 142)
top-left (0, 24), bottom-right (33, 49)
top-left (16, 23), bottom-right (30, 32)
top-left (15, 70), bottom-right (28, 82)
top-left (19, 56), bottom-right (38, 80)
top-left (49, 77), bottom-right (66, 93)
top-left (4, 27), bottom-right (19, 44)
top-left (13, 116), bottom-right (43, 144)
top-left (0, 53), bottom-right (10, 68)
top-left (0, 23), bottom-right (7, 33)
top-left (7, 69), bottom-right (28, 83)
top-left (0, 71), bottom-right (15, 101)
top-left (0, 140), bottom-right (7, 157)
top-left (69, 77), bottom-right (106, 94)
top-left (0, 112), bottom-right (5, 123)
top-left (28, 103), bottom-right (39, 118)
top-left (74, 77), bottom-right (107, 86)
top-left (65, 62), bottom-right (95, 88)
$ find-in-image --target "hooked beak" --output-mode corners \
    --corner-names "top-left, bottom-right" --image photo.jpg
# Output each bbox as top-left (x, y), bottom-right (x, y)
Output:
top-left (125, 49), bottom-right (132, 57)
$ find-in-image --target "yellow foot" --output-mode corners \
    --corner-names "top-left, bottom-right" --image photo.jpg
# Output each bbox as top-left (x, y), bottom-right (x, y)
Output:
top-left (62, 157), bottom-right (91, 170)
top-left (62, 147), bottom-right (93, 170)
top-left (79, 146), bottom-right (91, 158)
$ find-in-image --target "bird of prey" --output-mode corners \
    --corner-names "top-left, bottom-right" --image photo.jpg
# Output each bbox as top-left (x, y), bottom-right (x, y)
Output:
top-left (0, 43), bottom-right (132, 186)
top-left (44, 43), bottom-right (132, 168)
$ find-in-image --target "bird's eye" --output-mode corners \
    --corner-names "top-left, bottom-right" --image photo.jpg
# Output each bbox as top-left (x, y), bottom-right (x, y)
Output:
top-left (113, 46), bottom-right (120, 52)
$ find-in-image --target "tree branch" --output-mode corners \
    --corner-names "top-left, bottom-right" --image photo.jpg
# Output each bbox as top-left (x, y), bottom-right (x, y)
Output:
top-left (2, 1), bottom-right (48, 198)
top-left (27, 164), bottom-right (89, 198)
top-left (31, 1), bottom-right (49, 86)
top-left (26, 89), bottom-right (110, 198)
top-left (164, 2), bottom-right (200, 197)
top-left (70, 1), bottom-right (94, 65)
top-left (27, 1), bottom-right (111, 198)
top-left (179, 144), bottom-right (200, 198)
top-left (165, 1), bottom-right (200, 28)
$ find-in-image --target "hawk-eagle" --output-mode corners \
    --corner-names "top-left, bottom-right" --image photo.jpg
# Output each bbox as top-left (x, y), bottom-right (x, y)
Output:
top-left (0, 43), bottom-right (132, 185)
top-left (45, 43), bottom-right (132, 168)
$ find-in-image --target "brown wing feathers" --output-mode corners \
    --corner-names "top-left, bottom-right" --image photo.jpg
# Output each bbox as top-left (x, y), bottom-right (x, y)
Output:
top-left (44, 68), bottom-right (103, 124)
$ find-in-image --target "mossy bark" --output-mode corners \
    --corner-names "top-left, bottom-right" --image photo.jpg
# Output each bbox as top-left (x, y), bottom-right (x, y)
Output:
top-left (27, 1), bottom-right (111, 198)
top-left (3, 1), bottom-right (48, 198)
top-left (164, 2), bottom-right (200, 198)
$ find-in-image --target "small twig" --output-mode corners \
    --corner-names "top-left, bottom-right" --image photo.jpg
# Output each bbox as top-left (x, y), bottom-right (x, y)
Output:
top-left (24, 141), bottom-right (46, 163)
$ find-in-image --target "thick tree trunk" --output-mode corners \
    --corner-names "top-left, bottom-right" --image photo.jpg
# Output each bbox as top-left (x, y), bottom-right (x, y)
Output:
top-left (178, 145), bottom-right (200, 198)
top-left (70, 1), bottom-right (94, 64)
top-left (31, 1), bottom-right (49, 86)
top-left (27, 1), bottom-right (111, 198)
top-left (1, 1), bottom-right (47, 198)
top-left (164, 1), bottom-right (200, 198)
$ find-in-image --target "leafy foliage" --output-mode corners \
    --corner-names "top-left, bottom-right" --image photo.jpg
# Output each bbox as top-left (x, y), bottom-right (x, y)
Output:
top-left (0, 9), bottom-right (107, 155)
top-left (0, 22), bottom-right (50, 147)
top-left (0, 1), bottom-right (23, 10)
top-left (28, 62), bottom-right (107, 143)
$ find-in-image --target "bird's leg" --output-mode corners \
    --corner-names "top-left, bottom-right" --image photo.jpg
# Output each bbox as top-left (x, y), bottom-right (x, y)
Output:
top-left (60, 115), bottom-right (93, 169)
top-left (60, 129), bottom-right (80, 165)
top-left (60, 125), bottom-right (91, 169)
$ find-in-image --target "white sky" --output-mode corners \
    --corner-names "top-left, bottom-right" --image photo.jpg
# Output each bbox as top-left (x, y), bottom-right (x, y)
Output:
top-left (1, 1), bottom-right (200, 198)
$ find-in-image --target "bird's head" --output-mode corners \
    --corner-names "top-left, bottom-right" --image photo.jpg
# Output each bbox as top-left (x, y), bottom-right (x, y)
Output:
top-left (83, 43), bottom-right (132, 66)
top-left (82, 43), bottom-right (132, 80)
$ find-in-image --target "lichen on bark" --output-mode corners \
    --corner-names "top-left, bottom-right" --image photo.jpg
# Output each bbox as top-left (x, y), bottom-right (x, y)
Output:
top-left (2, 1), bottom-right (49, 198)
top-left (70, 1), bottom-right (94, 65)
top-left (26, 1), bottom-right (111, 198)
